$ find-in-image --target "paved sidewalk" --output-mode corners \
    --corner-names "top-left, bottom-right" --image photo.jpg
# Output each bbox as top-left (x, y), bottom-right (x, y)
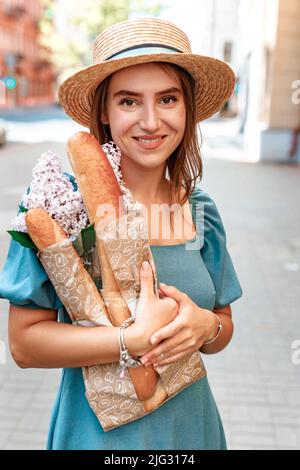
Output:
top-left (0, 115), bottom-right (299, 449)
top-left (202, 157), bottom-right (300, 450)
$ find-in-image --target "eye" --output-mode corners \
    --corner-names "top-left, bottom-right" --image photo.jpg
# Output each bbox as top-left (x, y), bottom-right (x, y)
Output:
top-left (119, 98), bottom-right (137, 107)
top-left (160, 95), bottom-right (177, 105)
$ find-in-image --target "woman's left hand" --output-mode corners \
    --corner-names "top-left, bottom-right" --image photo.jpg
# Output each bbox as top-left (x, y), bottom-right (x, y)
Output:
top-left (140, 283), bottom-right (219, 367)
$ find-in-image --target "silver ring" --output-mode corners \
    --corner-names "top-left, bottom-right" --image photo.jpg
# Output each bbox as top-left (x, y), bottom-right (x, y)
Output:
top-left (160, 353), bottom-right (165, 359)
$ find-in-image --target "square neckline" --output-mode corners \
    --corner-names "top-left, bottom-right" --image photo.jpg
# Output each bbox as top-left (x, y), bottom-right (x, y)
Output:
top-left (149, 192), bottom-right (197, 248)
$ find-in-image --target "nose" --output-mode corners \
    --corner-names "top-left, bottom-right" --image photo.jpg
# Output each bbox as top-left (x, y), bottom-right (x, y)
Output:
top-left (139, 102), bottom-right (161, 133)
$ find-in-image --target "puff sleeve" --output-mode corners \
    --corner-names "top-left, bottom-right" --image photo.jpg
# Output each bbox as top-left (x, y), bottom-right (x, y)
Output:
top-left (192, 185), bottom-right (243, 309)
top-left (0, 238), bottom-right (63, 310)
top-left (0, 172), bottom-right (77, 311)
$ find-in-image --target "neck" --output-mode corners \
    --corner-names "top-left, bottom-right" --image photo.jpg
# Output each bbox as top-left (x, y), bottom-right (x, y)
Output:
top-left (120, 157), bottom-right (170, 205)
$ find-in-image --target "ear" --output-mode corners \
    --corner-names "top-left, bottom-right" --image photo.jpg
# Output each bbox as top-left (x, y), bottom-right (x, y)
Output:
top-left (100, 110), bottom-right (109, 125)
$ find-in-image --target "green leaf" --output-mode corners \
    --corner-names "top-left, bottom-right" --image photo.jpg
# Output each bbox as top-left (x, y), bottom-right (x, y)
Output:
top-left (71, 224), bottom-right (95, 257)
top-left (81, 224), bottom-right (96, 253)
top-left (72, 232), bottom-right (84, 257)
top-left (18, 204), bottom-right (28, 213)
top-left (7, 230), bottom-right (37, 250)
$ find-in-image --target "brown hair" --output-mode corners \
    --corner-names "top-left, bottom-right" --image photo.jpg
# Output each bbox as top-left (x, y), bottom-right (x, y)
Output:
top-left (89, 62), bottom-right (203, 231)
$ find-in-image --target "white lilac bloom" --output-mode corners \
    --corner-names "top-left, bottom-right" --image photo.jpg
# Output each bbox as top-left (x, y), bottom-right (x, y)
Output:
top-left (11, 142), bottom-right (141, 238)
top-left (10, 211), bottom-right (27, 232)
top-left (11, 150), bottom-right (89, 238)
top-left (102, 141), bottom-right (143, 212)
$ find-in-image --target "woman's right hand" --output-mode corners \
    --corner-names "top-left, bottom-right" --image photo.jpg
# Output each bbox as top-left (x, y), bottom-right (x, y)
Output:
top-left (126, 261), bottom-right (179, 356)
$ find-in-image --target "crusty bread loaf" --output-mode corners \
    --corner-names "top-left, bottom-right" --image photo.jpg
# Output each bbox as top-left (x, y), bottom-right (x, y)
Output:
top-left (25, 208), bottom-right (109, 324)
top-left (142, 377), bottom-right (168, 413)
top-left (67, 132), bottom-right (125, 323)
top-left (25, 208), bottom-right (66, 250)
top-left (67, 132), bottom-right (124, 224)
top-left (26, 209), bottom-right (166, 408)
top-left (66, 131), bottom-right (160, 403)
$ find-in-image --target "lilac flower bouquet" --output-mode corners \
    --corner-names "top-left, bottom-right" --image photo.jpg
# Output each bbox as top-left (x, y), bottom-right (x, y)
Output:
top-left (8, 150), bottom-right (89, 253)
top-left (8, 142), bottom-right (141, 257)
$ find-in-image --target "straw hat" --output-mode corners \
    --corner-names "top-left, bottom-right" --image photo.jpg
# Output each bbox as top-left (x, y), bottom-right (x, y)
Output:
top-left (58, 18), bottom-right (236, 127)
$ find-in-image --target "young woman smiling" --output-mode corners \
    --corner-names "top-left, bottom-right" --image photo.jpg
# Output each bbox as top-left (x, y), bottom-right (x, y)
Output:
top-left (0, 18), bottom-right (242, 450)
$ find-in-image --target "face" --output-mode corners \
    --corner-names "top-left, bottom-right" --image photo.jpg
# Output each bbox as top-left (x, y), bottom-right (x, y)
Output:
top-left (102, 62), bottom-right (186, 170)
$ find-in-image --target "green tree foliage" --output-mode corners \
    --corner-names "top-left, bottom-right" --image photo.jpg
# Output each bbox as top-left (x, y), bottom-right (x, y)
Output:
top-left (72, 0), bottom-right (162, 39)
top-left (39, 0), bottom-right (164, 84)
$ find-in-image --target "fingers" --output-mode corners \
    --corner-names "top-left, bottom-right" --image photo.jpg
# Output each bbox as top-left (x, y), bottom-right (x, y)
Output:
top-left (139, 261), bottom-right (155, 299)
top-left (158, 289), bottom-right (165, 299)
top-left (141, 336), bottom-right (190, 366)
top-left (150, 315), bottom-right (182, 345)
top-left (159, 283), bottom-right (188, 305)
top-left (153, 349), bottom-right (191, 367)
top-left (162, 296), bottom-right (178, 311)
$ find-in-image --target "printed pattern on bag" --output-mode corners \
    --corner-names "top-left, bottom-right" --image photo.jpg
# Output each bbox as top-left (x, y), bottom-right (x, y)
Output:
top-left (83, 351), bottom-right (206, 431)
top-left (38, 239), bottom-right (111, 327)
top-left (155, 351), bottom-right (205, 395)
top-left (37, 211), bottom-right (207, 432)
top-left (97, 208), bottom-right (158, 310)
top-left (83, 363), bottom-right (146, 428)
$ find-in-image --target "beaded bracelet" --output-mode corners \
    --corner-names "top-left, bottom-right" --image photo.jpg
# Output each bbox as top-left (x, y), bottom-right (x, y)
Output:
top-left (118, 321), bottom-right (141, 378)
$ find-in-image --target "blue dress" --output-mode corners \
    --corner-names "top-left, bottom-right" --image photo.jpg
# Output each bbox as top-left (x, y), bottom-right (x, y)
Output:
top-left (0, 174), bottom-right (243, 450)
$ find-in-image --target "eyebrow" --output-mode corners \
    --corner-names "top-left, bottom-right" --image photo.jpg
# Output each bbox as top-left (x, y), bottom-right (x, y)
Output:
top-left (113, 87), bottom-right (182, 98)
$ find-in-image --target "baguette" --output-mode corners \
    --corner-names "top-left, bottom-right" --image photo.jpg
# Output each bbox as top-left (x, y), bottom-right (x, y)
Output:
top-left (25, 208), bottom-right (66, 250)
top-left (66, 131), bottom-right (160, 403)
top-left (26, 207), bottom-right (167, 411)
top-left (67, 132), bottom-right (127, 324)
top-left (25, 208), bottom-right (109, 326)
top-left (67, 132), bottom-right (123, 224)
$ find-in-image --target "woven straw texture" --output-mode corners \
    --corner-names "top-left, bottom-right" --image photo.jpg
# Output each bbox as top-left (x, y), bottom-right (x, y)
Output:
top-left (59, 18), bottom-right (235, 127)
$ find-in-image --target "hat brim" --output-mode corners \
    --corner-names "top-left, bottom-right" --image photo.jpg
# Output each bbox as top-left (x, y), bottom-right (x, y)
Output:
top-left (58, 52), bottom-right (235, 127)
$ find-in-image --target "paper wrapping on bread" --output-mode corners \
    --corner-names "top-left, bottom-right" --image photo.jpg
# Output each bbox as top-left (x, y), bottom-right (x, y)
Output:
top-left (82, 210), bottom-right (206, 429)
top-left (67, 132), bottom-right (160, 402)
top-left (26, 207), bottom-right (206, 430)
top-left (25, 208), bottom-right (111, 327)
top-left (84, 350), bottom-right (206, 430)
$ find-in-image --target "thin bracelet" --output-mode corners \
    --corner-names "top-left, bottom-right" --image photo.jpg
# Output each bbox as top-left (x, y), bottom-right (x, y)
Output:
top-left (118, 323), bottom-right (141, 378)
top-left (203, 314), bottom-right (223, 345)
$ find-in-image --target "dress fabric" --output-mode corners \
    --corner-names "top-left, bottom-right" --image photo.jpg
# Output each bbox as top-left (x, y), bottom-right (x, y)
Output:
top-left (0, 175), bottom-right (243, 450)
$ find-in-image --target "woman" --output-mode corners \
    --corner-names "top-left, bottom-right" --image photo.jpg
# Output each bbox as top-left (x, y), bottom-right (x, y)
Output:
top-left (0, 18), bottom-right (242, 450)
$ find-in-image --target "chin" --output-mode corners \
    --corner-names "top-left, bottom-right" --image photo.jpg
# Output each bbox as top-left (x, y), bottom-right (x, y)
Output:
top-left (137, 160), bottom-right (164, 170)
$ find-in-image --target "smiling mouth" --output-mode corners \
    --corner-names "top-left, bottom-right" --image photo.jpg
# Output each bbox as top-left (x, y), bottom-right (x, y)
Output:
top-left (133, 136), bottom-right (166, 143)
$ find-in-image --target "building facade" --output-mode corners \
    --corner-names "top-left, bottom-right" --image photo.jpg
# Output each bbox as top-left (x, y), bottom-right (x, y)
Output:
top-left (159, 0), bottom-right (240, 117)
top-left (0, 0), bottom-right (56, 109)
top-left (160, 0), bottom-right (300, 163)
top-left (236, 0), bottom-right (300, 162)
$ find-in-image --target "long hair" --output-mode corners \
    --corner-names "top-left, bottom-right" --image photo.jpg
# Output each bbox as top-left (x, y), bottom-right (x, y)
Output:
top-left (89, 62), bottom-right (203, 232)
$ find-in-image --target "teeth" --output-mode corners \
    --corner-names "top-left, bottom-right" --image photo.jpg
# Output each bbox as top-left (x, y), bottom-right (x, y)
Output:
top-left (138, 137), bottom-right (162, 143)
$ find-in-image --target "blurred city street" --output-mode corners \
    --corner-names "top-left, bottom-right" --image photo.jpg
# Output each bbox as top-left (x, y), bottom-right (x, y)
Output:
top-left (0, 105), bottom-right (300, 449)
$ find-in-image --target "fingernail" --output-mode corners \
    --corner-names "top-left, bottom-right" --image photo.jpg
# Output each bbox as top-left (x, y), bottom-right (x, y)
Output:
top-left (160, 282), bottom-right (168, 288)
top-left (142, 261), bottom-right (150, 272)
top-left (151, 337), bottom-right (158, 345)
